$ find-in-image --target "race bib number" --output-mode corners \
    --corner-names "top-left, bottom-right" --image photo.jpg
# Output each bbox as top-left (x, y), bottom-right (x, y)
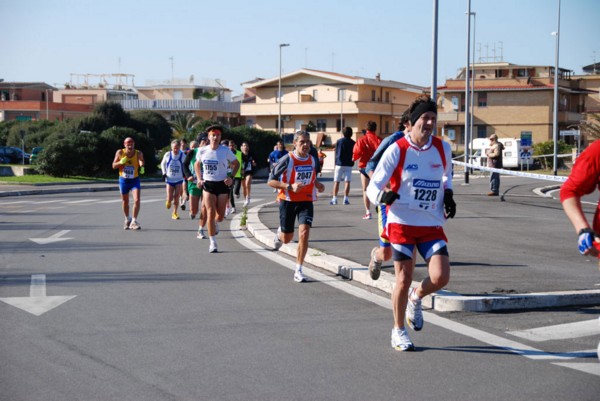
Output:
top-left (294, 165), bottom-right (313, 185)
top-left (168, 164), bottom-right (180, 176)
top-left (123, 165), bottom-right (135, 179)
top-left (409, 178), bottom-right (441, 212)
top-left (204, 160), bottom-right (218, 177)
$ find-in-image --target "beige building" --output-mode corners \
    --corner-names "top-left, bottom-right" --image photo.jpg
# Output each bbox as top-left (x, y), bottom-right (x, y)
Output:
top-left (437, 61), bottom-right (595, 150)
top-left (241, 68), bottom-right (423, 144)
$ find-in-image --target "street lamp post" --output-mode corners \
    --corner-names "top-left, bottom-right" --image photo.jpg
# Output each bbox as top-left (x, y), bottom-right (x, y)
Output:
top-left (340, 88), bottom-right (345, 132)
top-left (469, 11), bottom-right (476, 170)
top-left (552, 0), bottom-right (561, 176)
top-left (464, 0), bottom-right (472, 184)
top-left (278, 43), bottom-right (290, 139)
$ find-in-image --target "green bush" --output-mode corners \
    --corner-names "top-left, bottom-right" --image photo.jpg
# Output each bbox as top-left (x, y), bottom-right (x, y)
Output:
top-left (532, 140), bottom-right (571, 169)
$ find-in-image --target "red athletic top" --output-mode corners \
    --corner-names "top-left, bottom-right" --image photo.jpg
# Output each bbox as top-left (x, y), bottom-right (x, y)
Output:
top-left (560, 140), bottom-right (600, 234)
top-left (353, 130), bottom-right (382, 168)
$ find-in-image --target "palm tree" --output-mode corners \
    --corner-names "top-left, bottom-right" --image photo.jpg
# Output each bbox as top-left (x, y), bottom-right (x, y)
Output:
top-left (170, 112), bottom-right (202, 138)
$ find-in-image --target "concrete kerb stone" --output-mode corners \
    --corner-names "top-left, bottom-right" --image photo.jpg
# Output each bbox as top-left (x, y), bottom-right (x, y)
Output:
top-left (245, 202), bottom-right (600, 313)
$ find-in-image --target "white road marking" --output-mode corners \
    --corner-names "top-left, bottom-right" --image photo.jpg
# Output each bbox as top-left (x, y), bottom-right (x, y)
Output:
top-left (508, 319), bottom-right (600, 342)
top-left (29, 230), bottom-right (73, 245)
top-left (230, 212), bottom-right (600, 377)
top-left (0, 274), bottom-right (77, 316)
top-left (64, 199), bottom-right (100, 204)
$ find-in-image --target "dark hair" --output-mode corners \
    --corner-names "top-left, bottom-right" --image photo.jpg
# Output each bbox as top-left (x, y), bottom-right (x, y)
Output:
top-left (343, 127), bottom-right (353, 138)
top-left (398, 109), bottom-right (410, 131)
top-left (206, 124), bottom-right (224, 134)
top-left (408, 95), bottom-right (437, 126)
top-left (366, 121), bottom-right (377, 132)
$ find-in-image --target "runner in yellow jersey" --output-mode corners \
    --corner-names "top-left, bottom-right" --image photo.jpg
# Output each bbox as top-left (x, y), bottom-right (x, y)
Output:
top-left (112, 137), bottom-right (145, 230)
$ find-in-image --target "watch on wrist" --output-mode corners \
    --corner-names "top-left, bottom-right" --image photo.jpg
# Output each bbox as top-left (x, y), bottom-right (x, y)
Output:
top-left (287, 184), bottom-right (292, 191)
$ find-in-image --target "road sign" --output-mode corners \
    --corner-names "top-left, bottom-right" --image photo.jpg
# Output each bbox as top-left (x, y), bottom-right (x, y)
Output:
top-left (520, 150), bottom-right (531, 160)
top-left (521, 132), bottom-right (532, 147)
top-left (560, 129), bottom-right (580, 137)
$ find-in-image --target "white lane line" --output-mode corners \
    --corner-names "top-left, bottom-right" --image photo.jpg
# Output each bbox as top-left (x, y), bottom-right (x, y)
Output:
top-left (508, 319), bottom-right (600, 342)
top-left (552, 362), bottom-right (600, 376)
top-left (64, 199), bottom-right (100, 204)
top-left (35, 200), bottom-right (67, 204)
top-left (230, 213), bottom-right (600, 377)
top-left (98, 199), bottom-right (123, 204)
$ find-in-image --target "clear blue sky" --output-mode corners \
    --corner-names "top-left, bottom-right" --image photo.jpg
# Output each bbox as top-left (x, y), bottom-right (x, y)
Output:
top-left (1, 0), bottom-right (598, 95)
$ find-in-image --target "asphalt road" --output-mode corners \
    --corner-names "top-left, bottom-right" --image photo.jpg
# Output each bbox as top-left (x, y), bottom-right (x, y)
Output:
top-left (0, 179), bottom-right (599, 400)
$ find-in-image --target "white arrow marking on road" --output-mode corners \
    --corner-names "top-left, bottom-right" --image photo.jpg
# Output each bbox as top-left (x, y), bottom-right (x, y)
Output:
top-left (0, 274), bottom-right (76, 316)
top-left (29, 230), bottom-right (73, 245)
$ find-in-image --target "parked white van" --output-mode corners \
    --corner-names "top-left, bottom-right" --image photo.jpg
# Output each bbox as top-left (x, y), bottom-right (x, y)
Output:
top-left (470, 138), bottom-right (533, 169)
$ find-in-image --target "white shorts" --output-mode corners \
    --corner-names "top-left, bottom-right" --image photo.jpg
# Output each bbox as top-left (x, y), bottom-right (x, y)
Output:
top-left (333, 165), bottom-right (353, 182)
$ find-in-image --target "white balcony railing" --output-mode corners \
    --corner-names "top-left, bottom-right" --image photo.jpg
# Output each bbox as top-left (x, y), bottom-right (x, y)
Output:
top-left (119, 99), bottom-right (240, 113)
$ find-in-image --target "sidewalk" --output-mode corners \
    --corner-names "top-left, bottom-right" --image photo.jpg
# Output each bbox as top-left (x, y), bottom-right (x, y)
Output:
top-left (244, 171), bottom-right (600, 313)
top-left (3, 174), bottom-right (600, 313)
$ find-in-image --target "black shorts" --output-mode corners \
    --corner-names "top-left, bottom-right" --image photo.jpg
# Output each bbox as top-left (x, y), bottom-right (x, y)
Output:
top-left (279, 200), bottom-right (314, 233)
top-left (203, 180), bottom-right (230, 195)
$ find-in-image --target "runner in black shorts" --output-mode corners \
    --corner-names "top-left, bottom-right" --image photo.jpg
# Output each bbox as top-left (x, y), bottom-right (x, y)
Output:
top-left (268, 130), bottom-right (325, 282)
top-left (194, 125), bottom-right (239, 253)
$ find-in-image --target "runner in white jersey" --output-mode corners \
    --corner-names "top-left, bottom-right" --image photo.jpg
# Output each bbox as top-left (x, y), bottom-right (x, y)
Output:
top-left (194, 125), bottom-right (239, 253)
top-left (366, 95), bottom-right (456, 352)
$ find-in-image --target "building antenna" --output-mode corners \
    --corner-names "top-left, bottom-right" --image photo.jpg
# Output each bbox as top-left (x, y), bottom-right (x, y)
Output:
top-left (169, 56), bottom-right (174, 84)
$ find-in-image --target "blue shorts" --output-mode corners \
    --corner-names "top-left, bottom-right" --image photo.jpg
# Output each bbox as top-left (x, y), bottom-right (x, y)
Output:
top-left (119, 177), bottom-right (141, 195)
top-left (279, 200), bottom-right (314, 233)
top-left (166, 180), bottom-right (184, 187)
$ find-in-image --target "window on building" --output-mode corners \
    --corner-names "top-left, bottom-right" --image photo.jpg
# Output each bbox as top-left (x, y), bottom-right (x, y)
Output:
top-left (451, 96), bottom-right (459, 111)
top-left (371, 90), bottom-right (376, 102)
top-left (478, 92), bottom-right (487, 107)
top-left (316, 119), bottom-right (327, 131)
top-left (312, 90), bottom-right (318, 101)
top-left (336, 118), bottom-right (345, 132)
top-left (517, 69), bottom-right (528, 77)
top-left (385, 121), bottom-right (390, 133)
top-left (275, 119), bottom-right (284, 130)
top-left (477, 125), bottom-right (487, 139)
top-left (385, 91), bottom-right (390, 103)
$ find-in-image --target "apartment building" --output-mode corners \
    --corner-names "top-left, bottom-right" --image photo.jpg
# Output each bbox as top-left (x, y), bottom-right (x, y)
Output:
top-left (0, 82), bottom-right (93, 122)
top-left (241, 68), bottom-right (423, 144)
top-left (437, 61), bottom-right (596, 150)
top-left (120, 78), bottom-right (241, 127)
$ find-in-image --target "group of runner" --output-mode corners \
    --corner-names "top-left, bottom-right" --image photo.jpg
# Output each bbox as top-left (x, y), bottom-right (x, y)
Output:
top-left (113, 125), bottom-right (255, 254)
top-left (113, 96), bottom-right (598, 353)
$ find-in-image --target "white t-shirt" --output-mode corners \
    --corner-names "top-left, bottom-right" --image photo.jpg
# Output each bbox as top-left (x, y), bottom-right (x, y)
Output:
top-left (367, 135), bottom-right (453, 227)
top-left (161, 151), bottom-right (185, 183)
top-left (195, 145), bottom-right (237, 182)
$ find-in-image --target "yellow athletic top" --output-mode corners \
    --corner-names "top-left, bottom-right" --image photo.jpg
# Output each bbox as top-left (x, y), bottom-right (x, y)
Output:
top-left (119, 149), bottom-right (140, 179)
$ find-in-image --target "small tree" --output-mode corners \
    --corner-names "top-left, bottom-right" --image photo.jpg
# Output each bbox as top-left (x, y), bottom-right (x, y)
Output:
top-left (170, 112), bottom-right (202, 139)
top-left (532, 140), bottom-right (571, 170)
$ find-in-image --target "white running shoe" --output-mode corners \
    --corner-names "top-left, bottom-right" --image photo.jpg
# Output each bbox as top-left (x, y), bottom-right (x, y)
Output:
top-left (209, 241), bottom-right (218, 253)
top-left (406, 287), bottom-right (424, 331)
top-left (391, 328), bottom-right (415, 351)
top-left (293, 269), bottom-right (307, 283)
top-left (123, 218), bottom-right (132, 230)
top-left (230, 207), bottom-right (236, 214)
top-left (225, 208), bottom-right (231, 217)
top-left (129, 220), bottom-right (141, 230)
top-left (273, 227), bottom-right (282, 250)
top-left (197, 227), bottom-right (207, 239)
top-left (368, 247), bottom-right (382, 280)
top-left (329, 198), bottom-right (338, 205)
top-left (243, 198), bottom-right (250, 207)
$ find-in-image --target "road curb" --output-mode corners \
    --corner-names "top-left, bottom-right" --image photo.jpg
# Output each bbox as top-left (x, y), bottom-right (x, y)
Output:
top-left (245, 202), bottom-right (600, 313)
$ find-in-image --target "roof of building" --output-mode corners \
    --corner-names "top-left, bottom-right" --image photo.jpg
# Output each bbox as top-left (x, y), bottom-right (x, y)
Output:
top-left (243, 68), bottom-right (424, 93)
